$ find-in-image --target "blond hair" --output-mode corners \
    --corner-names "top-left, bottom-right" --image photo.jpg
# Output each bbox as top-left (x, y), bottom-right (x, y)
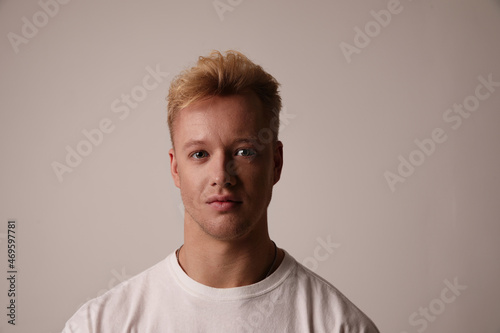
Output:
top-left (167, 50), bottom-right (282, 143)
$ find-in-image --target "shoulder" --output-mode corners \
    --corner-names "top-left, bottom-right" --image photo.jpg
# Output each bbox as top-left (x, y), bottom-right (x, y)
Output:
top-left (285, 252), bottom-right (380, 333)
top-left (62, 255), bottom-right (171, 333)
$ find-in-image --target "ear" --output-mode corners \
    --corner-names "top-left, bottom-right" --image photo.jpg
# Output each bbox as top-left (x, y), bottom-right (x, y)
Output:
top-left (273, 141), bottom-right (283, 184)
top-left (169, 148), bottom-right (181, 188)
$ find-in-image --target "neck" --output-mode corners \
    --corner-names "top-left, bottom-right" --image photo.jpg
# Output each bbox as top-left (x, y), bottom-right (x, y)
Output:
top-left (178, 218), bottom-right (284, 288)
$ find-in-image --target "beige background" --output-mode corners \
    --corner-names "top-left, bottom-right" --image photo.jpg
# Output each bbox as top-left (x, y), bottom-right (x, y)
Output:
top-left (1, 0), bottom-right (500, 332)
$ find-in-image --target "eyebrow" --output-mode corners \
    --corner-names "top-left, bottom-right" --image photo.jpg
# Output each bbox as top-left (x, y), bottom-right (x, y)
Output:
top-left (181, 137), bottom-right (260, 151)
top-left (233, 137), bottom-right (259, 145)
top-left (182, 140), bottom-right (206, 151)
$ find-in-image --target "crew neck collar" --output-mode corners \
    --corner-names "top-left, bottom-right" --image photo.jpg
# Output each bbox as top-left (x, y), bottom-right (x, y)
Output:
top-left (168, 249), bottom-right (295, 301)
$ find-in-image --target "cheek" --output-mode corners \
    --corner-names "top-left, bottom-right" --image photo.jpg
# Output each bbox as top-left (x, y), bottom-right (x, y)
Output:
top-left (242, 164), bottom-right (274, 189)
top-left (178, 167), bottom-right (204, 198)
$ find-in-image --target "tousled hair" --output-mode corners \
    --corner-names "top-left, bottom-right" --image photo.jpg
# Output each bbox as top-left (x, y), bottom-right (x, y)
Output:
top-left (167, 50), bottom-right (282, 144)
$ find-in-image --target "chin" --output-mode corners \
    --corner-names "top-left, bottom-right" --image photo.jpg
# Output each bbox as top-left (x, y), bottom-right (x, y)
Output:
top-left (198, 217), bottom-right (254, 241)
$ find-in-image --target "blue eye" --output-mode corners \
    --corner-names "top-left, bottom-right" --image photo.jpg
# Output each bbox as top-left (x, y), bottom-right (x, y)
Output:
top-left (191, 151), bottom-right (208, 159)
top-left (236, 149), bottom-right (256, 157)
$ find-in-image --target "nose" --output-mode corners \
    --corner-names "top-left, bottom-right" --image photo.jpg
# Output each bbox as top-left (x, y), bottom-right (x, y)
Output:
top-left (210, 151), bottom-right (237, 188)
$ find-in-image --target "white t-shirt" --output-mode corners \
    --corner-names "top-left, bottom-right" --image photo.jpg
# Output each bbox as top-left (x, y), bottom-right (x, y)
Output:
top-left (62, 250), bottom-right (379, 333)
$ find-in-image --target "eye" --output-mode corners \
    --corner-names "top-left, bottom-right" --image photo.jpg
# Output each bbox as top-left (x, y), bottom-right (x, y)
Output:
top-left (190, 151), bottom-right (209, 159)
top-left (235, 148), bottom-right (256, 157)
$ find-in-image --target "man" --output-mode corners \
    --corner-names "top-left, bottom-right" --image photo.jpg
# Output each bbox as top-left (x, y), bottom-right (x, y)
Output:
top-left (62, 50), bottom-right (380, 332)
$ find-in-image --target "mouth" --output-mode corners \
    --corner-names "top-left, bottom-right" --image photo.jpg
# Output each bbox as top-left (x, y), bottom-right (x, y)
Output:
top-left (206, 195), bottom-right (242, 211)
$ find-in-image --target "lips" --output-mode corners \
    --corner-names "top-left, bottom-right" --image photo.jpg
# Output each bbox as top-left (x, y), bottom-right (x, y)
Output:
top-left (206, 195), bottom-right (242, 211)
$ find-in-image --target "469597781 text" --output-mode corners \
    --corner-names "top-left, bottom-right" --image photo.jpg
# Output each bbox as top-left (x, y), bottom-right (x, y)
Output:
top-left (6, 220), bottom-right (17, 325)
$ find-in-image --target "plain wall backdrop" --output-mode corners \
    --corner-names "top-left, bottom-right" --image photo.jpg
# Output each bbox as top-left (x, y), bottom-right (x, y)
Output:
top-left (1, 0), bottom-right (500, 332)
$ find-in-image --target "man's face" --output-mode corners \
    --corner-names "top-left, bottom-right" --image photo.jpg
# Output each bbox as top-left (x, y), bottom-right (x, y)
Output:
top-left (169, 93), bottom-right (283, 241)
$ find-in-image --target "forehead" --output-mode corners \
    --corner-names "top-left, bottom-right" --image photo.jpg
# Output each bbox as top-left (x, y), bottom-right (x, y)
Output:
top-left (172, 94), bottom-right (266, 146)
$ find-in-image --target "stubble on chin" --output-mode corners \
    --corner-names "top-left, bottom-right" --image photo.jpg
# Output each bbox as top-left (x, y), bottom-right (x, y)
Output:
top-left (185, 208), bottom-right (254, 241)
